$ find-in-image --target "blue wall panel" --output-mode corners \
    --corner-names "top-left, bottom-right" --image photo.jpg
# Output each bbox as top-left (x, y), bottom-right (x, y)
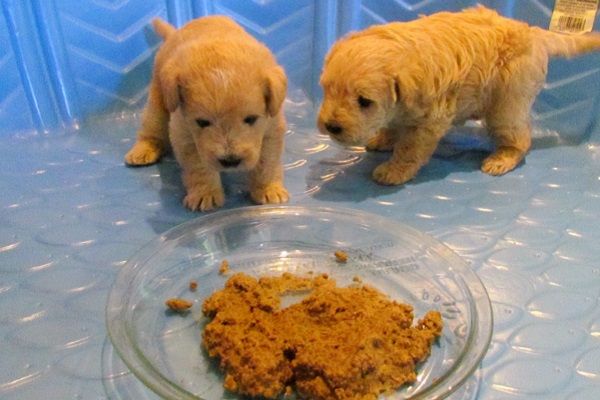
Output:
top-left (0, 0), bottom-right (599, 140)
top-left (360, 0), bottom-right (477, 26)
top-left (0, 9), bottom-right (35, 135)
top-left (53, 0), bottom-right (165, 118)
top-left (212, 0), bottom-right (316, 96)
top-left (1, 0), bottom-right (61, 135)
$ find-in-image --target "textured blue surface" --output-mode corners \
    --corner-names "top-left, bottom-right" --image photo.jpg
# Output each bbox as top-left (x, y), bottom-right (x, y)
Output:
top-left (1, 0), bottom-right (600, 399)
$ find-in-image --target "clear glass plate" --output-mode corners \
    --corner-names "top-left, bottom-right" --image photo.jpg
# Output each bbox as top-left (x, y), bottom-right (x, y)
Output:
top-left (106, 205), bottom-right (492, 399)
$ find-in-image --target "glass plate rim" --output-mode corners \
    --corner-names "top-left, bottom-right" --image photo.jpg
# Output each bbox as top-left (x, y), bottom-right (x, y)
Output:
top-left (106, 204), bottom-right (493, 400)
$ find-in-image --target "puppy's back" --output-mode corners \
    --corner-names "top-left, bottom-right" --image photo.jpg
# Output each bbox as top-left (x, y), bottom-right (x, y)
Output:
top-left (372, 6), bottom-right (600, 61)
top-left (362, 6), bottom-right (531, 53)
top-left (329, 6), bottom-right (534, 97)
top-left (333, 5), bottom-right (600, 92)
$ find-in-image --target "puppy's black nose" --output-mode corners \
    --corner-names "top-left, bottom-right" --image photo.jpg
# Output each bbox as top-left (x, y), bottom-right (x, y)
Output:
top-left (218, 156), bottom-right (242, 168)
top-left (325, 122), bottom-right (343, 135)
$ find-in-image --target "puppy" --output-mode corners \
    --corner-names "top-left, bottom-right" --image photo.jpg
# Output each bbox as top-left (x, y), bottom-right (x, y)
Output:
top-left (318, 5), bottom-right (600, 185)
top-left (125, 16), bottom-right (289, 211)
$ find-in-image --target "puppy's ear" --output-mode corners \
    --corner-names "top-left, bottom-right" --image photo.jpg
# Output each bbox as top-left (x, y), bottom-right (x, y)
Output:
top-left (390, 78), bottom-right (401, 104)
top-left (159, 60), bottom-right (181, 112)
top-left (264, 65), bottom-right (287, 117)
top-left (392, 75), bottom-right (416, 108)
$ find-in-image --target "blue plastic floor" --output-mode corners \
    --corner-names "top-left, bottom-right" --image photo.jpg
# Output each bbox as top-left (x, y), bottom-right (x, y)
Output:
top-left (2, 91), bottom-right (600, 399)
top-left (2, 0), bottom-right (600, 398)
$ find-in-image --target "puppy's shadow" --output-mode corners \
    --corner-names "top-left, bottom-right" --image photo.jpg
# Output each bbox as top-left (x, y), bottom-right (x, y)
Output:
top-left (148, 157), bottom-right (193, 233)
top-left (309, 151), bottom-right (400, 202)
top-left (310, 131), bottom-right (493, 203)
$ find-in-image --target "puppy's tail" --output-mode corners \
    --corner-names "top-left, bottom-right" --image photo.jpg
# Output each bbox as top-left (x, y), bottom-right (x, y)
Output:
top-left (534, 27), bottom-right (600, 58)
top-left (152, 18), bottom-right (176, 40)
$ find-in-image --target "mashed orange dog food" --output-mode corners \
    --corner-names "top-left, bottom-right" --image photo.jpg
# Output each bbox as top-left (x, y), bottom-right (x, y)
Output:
top-left (202, 272), bottom-right (442, 399)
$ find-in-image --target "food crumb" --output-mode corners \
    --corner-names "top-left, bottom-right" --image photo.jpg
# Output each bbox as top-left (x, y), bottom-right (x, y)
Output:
top-left (352, 276), bottom-right (362, 283)
top-left (219, 259), bottom-right (229, 275)
top-left (334, 250), bottom-right (348, 263)
top-left (165, 298), bottom-right (193, 312)
top-left (189, 281), bottom-right (198, 291)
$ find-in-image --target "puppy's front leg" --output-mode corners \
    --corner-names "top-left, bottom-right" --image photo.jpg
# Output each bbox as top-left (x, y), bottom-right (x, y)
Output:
top-left (248, 123), bottom-right (289, 205)
top-left (372, 122), bottom-right (449, 185)
top-left (181, 167), bottom-right (225, 212)
top-left (125, 80), bottom-right (170, 165)
top-left (366, 128), bottom-right (397, 152)
top-left (173, 138), bottom-right (225, 211)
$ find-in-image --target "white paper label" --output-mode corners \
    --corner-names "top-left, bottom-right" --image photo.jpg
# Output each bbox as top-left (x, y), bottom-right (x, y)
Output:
top-left (549, 0), bottom-right (599, 34)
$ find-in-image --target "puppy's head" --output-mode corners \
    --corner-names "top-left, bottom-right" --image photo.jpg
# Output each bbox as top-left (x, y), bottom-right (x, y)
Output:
top-left (318, 37), bottom-right (407, 146)
top-left (159, 42), bottom-right (287, 171)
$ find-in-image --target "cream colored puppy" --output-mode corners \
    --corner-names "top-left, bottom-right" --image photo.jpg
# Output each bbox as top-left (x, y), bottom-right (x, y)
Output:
top-left (125, 16), bottom-right (289, 211)
top-left (318, 6), bottom-right (600, 185)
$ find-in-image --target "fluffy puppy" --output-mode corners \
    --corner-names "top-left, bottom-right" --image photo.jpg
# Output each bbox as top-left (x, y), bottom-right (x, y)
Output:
top-left (318, 6), bottom-right (600, 185)
top-left (125, 16), bottom-right (289, 211)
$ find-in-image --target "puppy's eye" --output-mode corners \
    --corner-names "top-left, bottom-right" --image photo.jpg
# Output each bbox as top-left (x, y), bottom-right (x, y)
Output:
top-left (196, 119), bottom-right (211, 128)
top-left (244, 115), bottom-right (258, 126)
top-left (358, 96), bottom-right (373, 109)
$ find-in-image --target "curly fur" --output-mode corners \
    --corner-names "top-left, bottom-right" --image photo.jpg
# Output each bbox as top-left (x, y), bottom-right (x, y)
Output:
top-left (318, 5), bottom-right (600, 185)
top-left (125, 16), bottom-right (289, 211)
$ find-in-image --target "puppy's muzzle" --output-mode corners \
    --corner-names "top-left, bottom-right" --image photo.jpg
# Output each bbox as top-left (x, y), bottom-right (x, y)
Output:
top-left (218, 155), bottom-right (243, 168)
top-left (324, 122), bottom-right (343, 135)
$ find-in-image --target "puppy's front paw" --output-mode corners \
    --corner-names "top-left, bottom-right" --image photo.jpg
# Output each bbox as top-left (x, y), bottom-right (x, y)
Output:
top-left (481, 148), bottom-right (524, 176)
top-left (372, 162), bottom-right (417, 186)
top-left (184, 189), bottom-right (225, 212)
top-left (481, 158), bottom-right (513, 176)
top-left (251, 184), bottom-right (290, 205)
top-left (125, 140), bottom-right (162, 166)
